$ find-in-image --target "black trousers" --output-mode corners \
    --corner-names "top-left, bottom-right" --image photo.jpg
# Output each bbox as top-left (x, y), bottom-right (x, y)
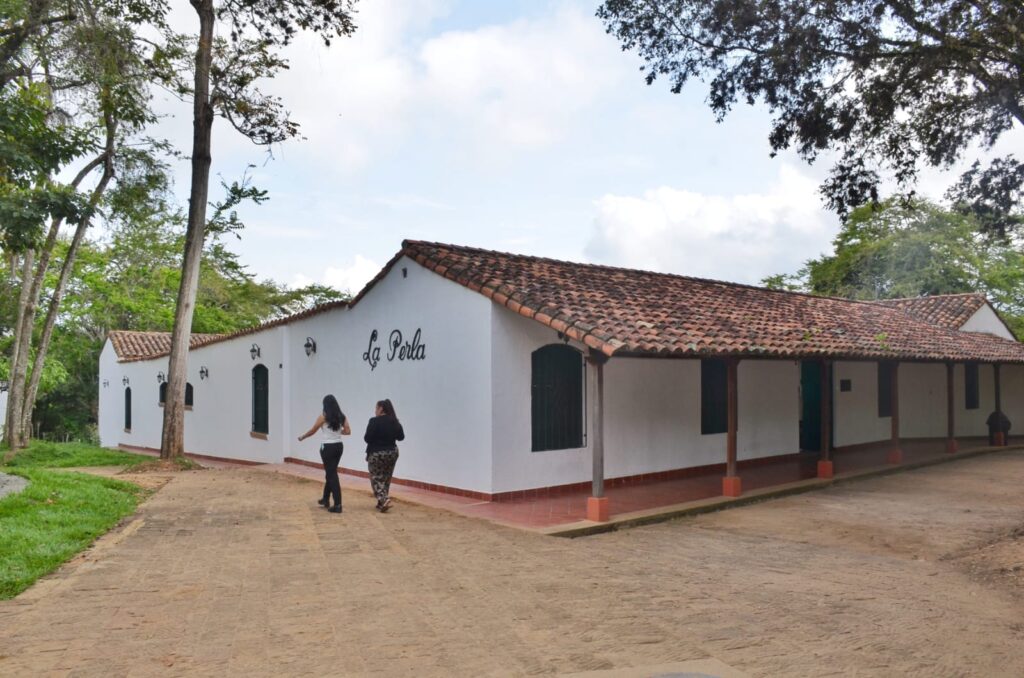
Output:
top-left (320, 442), bottom-right (344, 507)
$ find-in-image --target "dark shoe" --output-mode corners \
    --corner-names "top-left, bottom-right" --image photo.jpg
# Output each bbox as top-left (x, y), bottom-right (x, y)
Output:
top-left (328, 505), bottom-right (343, 513)
top-left (317, 497), bottom-right (330, 507)
top-left (379, 498), bottom-right (392, 513)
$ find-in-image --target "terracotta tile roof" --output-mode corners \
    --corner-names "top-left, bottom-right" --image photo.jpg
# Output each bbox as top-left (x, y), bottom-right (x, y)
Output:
top-left (401, 240), bottom-right (1024, 364)
top-left (874, 294), bottom-right (988, 330)
top-left (107, 331), bottom-right (226, 362)
top-left (107, 299), bottom-right (350, 363)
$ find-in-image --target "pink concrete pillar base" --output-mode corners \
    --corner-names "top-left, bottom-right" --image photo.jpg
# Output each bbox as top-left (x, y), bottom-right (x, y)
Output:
top-left (586, 496), bottom-right (609, 522)
top-left (946, 438), bottom-right (958, 454)
top-left (722, 476), bottom-right (742, 498)
top-left (817, 460), bottom-right (834, 479)
top-left (887, 448), bottom-right (903, 464)
top-left (995, 431), bottom-right (1006, 447)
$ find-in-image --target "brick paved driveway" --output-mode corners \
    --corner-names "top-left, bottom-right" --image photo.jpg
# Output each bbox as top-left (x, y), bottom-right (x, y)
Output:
top-left (1, 451), bottom-right (1022, 677)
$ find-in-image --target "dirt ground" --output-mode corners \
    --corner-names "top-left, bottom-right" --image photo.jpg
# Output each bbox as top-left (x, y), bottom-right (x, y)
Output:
top-left (1, 451), bottom-right (1022, 677)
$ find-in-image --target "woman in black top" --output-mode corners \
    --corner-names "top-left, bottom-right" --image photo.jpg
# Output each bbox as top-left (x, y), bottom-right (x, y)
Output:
top-left (364, 398), bottom-right (404, 512)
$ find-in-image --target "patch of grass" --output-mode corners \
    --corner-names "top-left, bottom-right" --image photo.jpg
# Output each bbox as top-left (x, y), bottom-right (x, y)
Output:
top-left (129, 456), bottom-right (204, 473)
top-left (2, 441), bottom-right (151, 469)
top-left (0, 468), bottom-right (148, 599)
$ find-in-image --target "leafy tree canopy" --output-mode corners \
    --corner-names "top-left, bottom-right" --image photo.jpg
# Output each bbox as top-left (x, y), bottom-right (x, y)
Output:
top-left (763, 201), bottom-right (1024, 334)
top-left (598, 1), bottom-right (1024, 233)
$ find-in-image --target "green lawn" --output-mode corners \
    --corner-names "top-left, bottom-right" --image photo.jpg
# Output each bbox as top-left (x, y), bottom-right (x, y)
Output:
top-left (0, 442), bottom-right (153, 599)
top-left (3, 440), bottom-right (151, 468)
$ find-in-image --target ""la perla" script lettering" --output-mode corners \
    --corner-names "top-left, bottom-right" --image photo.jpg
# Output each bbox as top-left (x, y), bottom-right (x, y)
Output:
top-left (363, 328), bottom-right (426, 371)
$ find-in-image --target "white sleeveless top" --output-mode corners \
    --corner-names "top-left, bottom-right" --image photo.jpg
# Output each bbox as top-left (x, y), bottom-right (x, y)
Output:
top-left (320, 420), bottom-right (344, 443)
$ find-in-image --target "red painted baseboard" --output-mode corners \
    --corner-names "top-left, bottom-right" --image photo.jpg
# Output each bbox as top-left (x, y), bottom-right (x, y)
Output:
top-left (118, 444), bottom-right (266, 467)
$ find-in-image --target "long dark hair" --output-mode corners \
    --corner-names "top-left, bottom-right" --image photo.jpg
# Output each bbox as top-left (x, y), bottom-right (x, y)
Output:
top-left (377, 398), bottom-right (397, 420)
top-left (323, 395), bottom-right (343, 431)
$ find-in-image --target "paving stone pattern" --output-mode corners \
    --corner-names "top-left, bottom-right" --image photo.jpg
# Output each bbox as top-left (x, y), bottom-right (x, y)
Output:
top-left (1, 453), bottom-right (1023, 676)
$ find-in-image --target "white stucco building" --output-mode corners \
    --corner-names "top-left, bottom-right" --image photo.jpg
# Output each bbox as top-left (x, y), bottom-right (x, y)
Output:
top-left (0, 382), bottom-right (8, 439)
top-left (98, 240), bottom-right (1024, 519)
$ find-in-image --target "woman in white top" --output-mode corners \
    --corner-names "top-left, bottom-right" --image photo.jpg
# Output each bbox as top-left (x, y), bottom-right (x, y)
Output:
top-left (298, 394), bottom-right (351, 513)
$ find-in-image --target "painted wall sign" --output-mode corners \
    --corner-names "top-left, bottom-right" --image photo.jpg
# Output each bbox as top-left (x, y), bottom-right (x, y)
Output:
top-left (363, 329), bottom-right (427, 371)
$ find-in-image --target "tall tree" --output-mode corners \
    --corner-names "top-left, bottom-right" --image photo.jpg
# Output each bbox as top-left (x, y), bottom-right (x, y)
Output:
top-left (598, 1), bottom-right (1024, 229)
top-left (159, 1), bottom-right (357, 459)
top-left (763, 201), bottom-right (1024, 333)
top-left (2, 0), bottom-right (166, 449)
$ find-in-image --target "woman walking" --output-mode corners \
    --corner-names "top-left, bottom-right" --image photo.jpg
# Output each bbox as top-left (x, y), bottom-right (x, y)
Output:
top-left (364, 399), bottom-right (404, 512)
top-left (298, 395), bottom-right (350, 513)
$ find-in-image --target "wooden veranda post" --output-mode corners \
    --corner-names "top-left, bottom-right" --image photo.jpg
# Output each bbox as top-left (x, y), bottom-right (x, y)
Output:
top-left (722, 358), bottom-right (742, 497)
top-left (946, 363), bottom-right (957, 454)
top-left (817, 360), bottom-right (834, 479)
top-left (994, 364), bottom-right (1005, 446)
top-left (887, 362), bottom-right (903, 464)
top-left (586, 350), bottom-right (610, 522)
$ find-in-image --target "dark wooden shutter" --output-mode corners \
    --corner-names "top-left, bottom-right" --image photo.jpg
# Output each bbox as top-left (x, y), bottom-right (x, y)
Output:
top-left (877, 362), bottom-right (893, 417)
top-left (124, 387), bottom-right (132, 431)
top-left (159, 382), bottom-right (167, 405)
top-left (531, 345), bottom-right (584, 451)
top-left (185, 383), bottom-right (194, 407)
top-left (965, 363), bottom-right (979, 410)
top-left (701, 359), bottom-right (728, 435)
top-left (252, 365), bottom-right (269, 434)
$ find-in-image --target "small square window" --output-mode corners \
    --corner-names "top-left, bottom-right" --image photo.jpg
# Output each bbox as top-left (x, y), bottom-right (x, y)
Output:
top-left (840, 379), bottom-right (852, 392)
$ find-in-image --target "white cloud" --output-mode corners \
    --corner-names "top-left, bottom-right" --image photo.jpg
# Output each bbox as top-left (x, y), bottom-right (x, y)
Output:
top-left (418, 6), bottom-right (628, 151)
top-left (291, 254), bottom-right (381, 295)
top-left (585, 165), bottom-right (839, 284)
top-left (252, 2), bottom-right (628, 173)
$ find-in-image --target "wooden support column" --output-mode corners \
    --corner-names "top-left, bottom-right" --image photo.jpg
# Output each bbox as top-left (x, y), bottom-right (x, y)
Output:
top-left (887, 362), bottom-right (903, 464)
top-left (586, 350), bottom-right (609, 522)
top-left (946, 363), bottom-right (958, 454)
top-left (722, 358), bottom-right (742, 497)
top-left (994, 363), bottom-right (1005, 447)
top-left (817, 360), bottom-right (834, 479)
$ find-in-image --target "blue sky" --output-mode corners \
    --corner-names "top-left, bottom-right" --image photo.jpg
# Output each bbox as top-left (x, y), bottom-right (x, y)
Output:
top-left (146, 0), bottom-right (986, 295)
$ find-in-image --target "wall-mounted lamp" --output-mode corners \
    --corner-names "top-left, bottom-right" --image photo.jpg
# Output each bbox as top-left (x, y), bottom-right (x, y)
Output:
top-left (102, 379), bottom-right (109, 388)
top-left (304, 337), bottom-right (317, 357)
top-left (1, 380), bottom-right (11, 392)
top-left (122, 376), bottom-right (130, 387)
top-left (157, 371), bottom-right (166, 383)
top-left (199, 366), bottom-right (209, 380)
top-left (250, 343), bottom-right (261, 361)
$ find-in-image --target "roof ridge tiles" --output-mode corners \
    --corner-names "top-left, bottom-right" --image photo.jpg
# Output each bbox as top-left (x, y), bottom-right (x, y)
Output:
top-left (400, 239), bottom-right (944, 312)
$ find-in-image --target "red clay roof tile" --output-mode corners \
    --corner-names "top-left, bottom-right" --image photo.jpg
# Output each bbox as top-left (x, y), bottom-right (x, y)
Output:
top-left (402, 240), bottom-right (1024, 364)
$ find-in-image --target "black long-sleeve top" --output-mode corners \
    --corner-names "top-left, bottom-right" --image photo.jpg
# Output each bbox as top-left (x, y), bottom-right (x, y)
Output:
top-left (364, 415), bottom-right (405, 454)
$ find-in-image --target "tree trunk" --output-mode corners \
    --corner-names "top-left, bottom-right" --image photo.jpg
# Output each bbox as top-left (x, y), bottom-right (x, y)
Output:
top-left (21, 138), bottom-right (116, 435)
top-left (4, 251), bottom-right (34, 449)
top-left (3, 151), bottom-right (108, 450)
top-left (160, 0), bottom-right (215, 459)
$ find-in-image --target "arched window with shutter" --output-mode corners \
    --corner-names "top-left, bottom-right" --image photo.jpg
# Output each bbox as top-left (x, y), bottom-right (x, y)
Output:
top-left (531, 344), bottom-right (584, 451)
top-left (251, 365), bottom-right (269, 435)
top-left (185, 383), bottom-right (194, 408)
top-left (158, 382), bottom-right (167, 406)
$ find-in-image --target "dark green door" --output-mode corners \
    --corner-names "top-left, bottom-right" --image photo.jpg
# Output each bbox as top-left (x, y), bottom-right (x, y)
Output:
top-left (800, 361), bottom-right (821, 452)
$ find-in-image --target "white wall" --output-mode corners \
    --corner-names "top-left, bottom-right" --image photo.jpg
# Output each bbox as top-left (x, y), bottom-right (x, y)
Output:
top-left (832, 360), bottom-right (1002, 446)
top-left (954, 363), bottom-right (995, 438)
top-left (897, 363), bottom-right (946, 439)
top-left (98, 328), bottom-right (288, 463)
top-left (1002, 364), bottom-right (1024, 434)
top-left (490, 306), bottom-right (801, 493)
top-left (180, 326), bottom-right (288, 463)
top-left (961, 305), bottom-right (1015, 339)
top-left (0, 387), bottom-right (7, 438)
top-left (286, 256), bottom-right (495, 493)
